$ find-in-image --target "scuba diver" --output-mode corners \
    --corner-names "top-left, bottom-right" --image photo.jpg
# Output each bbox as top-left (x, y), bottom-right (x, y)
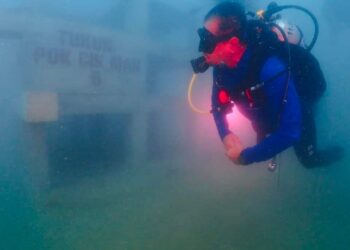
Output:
top-left (190, 1), bottom-right (344, 168)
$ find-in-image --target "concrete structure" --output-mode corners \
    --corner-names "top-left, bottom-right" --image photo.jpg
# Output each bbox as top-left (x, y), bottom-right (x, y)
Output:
top-left (0, 2), bottom-right (197, 189)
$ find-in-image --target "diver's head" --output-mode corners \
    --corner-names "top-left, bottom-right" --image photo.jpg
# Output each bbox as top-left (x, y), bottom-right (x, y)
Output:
top-left (191, 2), bottom-right (247, 73)
top-left (203, 2), bottom-right (246, 45)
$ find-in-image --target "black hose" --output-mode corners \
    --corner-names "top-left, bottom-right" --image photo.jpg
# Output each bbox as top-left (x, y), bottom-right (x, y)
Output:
top-left (267, 23), bottom-right (292, 178)
top-left (268, 22), bottom-right (292, 119)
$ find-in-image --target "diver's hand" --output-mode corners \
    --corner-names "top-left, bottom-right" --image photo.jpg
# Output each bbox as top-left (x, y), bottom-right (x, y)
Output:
top-left (223, 133), bottom-right (243, 162)
top-left (223, 133), bottom-right (241, 150)
top-left (226, 147), bottom-right (243, 162)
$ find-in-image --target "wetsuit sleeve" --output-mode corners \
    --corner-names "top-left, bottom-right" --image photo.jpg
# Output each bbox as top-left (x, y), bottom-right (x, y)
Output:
top-left (211, 74), bottom-right (231, 140)
top-left (240, 57), bottom-right (302, 164)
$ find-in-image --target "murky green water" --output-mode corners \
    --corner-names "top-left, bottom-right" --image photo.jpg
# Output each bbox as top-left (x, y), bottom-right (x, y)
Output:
top-left (1, 0), bottom-right (350, 249)
top-left (2, 148), bottom-right (350, 250)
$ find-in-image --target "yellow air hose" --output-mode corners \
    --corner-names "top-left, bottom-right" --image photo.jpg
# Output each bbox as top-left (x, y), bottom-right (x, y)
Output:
top-left (187, 73), bottom-right (211, 115)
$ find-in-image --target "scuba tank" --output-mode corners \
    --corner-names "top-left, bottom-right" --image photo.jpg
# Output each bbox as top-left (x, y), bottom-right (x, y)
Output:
top-left (247, 2), bottom-right (326, 104)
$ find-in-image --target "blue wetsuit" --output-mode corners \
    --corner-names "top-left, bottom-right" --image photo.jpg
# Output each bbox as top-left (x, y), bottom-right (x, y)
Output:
top-left (212, 50), bottom-right (302, 164)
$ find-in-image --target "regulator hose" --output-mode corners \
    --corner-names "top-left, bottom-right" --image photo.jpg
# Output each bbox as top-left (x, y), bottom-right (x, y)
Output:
top-left (187, 74), bottom-right (211, 115)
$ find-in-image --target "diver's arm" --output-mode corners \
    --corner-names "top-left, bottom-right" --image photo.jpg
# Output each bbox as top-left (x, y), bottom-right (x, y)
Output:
top-left (211, 75), bottom-right (244, 161)
top-left (211, 76), bottom-right (231, 140)
top-left (239, 57), bottom-right (302, 165)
